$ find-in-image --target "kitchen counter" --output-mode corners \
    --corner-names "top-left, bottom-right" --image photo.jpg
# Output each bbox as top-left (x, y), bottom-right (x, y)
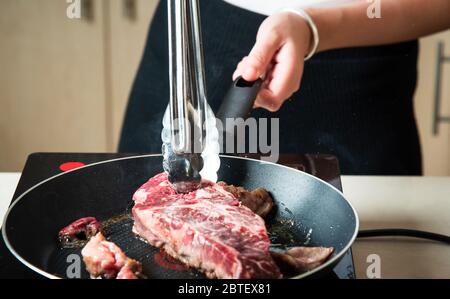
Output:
top-left (1, 173), bottom-right (449, 279)
top-left (0, 173), bottom-right (21, 228)
top-left (341, 176), bottom-right (450, 279)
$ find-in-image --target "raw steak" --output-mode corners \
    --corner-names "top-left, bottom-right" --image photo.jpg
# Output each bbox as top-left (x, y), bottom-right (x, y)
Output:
top-left (59, 217), bottom-right (101, 246)
top-left (132, 173), bottom-right (282, 279)
top-left (81, 232), bottom-right (143, 279)
top-left (271, 247), bottom-right (334, 274)
top-left (217, 182), bottom-right (273, 217)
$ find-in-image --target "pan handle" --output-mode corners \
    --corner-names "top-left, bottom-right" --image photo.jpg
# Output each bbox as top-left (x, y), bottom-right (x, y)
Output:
top-left (216, 77), bottom-right (263, 124)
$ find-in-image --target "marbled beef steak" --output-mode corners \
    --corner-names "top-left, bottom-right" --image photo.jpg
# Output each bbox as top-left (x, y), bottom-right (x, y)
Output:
top-left (132, 173), bottom-right (282, 279)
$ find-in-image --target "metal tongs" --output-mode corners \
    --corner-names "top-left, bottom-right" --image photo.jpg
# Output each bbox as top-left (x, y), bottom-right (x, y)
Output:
top-left (162, 0), bottom-right (209, 193)
top-left (162, 0), bottom-right (263, 193)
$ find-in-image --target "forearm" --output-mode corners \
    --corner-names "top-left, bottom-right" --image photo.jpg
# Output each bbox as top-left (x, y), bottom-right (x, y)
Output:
top-left (234, 0), bottom-right (450, 111)
top-left (303, 0), bottom-right (450, 52)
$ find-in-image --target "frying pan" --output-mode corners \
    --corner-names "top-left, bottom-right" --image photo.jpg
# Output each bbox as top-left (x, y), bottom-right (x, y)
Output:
top-left (1, 154), bottom-right (358, 279)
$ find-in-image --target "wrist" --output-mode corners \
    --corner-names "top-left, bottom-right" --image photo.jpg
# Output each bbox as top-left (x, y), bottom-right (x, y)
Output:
top-left (281, 8), bottom-right (319, 60)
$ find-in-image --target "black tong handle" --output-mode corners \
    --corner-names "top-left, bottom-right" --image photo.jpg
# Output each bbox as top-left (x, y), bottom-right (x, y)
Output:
top-left (217, 77), bottom-right (263, 123)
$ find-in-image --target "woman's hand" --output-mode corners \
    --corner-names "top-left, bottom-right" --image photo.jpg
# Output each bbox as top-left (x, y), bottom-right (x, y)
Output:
top-left (233, 11), bottom-right (312, 112)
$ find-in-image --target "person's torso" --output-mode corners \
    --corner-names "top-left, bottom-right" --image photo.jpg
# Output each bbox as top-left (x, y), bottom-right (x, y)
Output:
top-left (222, 0), bottom-right (361, 15)
top-left (120, 0), bottom-right (422, 175)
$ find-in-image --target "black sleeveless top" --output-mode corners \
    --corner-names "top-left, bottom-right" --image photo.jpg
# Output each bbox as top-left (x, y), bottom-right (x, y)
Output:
top-left (119, 0), bottom-right (422, 175)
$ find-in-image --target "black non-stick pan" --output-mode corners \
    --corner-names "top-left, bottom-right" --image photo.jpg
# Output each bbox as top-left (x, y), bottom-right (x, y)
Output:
top-left (1, 154), bottom-right (358, 279)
